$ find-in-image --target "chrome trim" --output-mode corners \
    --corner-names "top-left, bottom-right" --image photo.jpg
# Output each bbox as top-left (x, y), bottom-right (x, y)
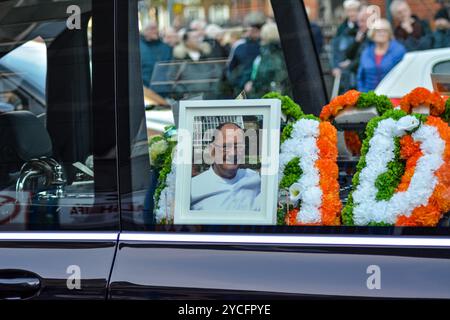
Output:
top-left (0, 232), bottom-right (118, 241)
top-left (119, 232), bottom-right (450, 247)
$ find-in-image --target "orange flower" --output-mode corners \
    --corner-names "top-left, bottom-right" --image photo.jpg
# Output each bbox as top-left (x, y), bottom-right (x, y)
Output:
top-left (317, 122), bottom-right (342, 226)
top-left (320, 90), bottom-right (361, 121)
top-left (399, 135), bottom-right (421, 159)
top-left (344, 131), bottom-right (362, 156)
top-left (399, 87), bottom-right (445, 117)
top-left (286, 208), bottom-right (299, 226)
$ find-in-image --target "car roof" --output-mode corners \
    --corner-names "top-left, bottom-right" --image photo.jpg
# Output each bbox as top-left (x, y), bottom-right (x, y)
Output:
top-left (375, 48), bottom-right (450, 98)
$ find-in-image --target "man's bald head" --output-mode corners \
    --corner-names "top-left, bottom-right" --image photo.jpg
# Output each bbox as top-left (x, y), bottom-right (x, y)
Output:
top-left (210, 122), bottom-right (245, 179)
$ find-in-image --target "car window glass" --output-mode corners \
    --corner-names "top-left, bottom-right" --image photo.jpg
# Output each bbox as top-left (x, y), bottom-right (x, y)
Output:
top-left (123, 0), bottom-right (450, 235)
top-left (433, 60), bottom-right (450, 74)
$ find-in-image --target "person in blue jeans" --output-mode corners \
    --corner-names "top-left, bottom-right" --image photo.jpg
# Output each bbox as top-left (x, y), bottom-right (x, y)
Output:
top-left (357, 18), bottom-right (406, 93)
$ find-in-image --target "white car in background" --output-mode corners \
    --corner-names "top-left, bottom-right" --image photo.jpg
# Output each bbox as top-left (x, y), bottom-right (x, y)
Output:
top-left (375, 48), bottom-right (450, 105)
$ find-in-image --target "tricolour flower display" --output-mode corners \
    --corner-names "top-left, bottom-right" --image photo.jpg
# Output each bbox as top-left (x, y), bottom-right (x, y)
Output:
top-left (342, 109), bottom-right (450, 226)
top-left (279, 116), bottom-right (341, 225)
top-left (399, 87), bottom-right (446, 116)
top-left (320, 90), bottom-right (394, 157)
top-left (320, 90), bottom-right (393, 121)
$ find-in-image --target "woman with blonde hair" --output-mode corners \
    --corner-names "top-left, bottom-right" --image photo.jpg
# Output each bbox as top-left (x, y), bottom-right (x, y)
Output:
top-left (244, 22), bottom-right (291, 98)
top-left (357, 18), bottom-right (406, 92)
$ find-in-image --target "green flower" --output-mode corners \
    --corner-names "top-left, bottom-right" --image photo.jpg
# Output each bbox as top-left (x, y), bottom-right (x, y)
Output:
top-left (442, 98), bottom-right (450, 123)
top-left (356, 91), bottom-right (393, 115)
top-left (279, 157), bottom-right (302, 189)
top-left (262, 92), bottom-right (304, 122)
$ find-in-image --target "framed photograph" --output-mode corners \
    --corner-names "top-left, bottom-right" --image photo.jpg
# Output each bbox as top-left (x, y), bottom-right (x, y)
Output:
top-left (174, 99), bottom-right (281, 225)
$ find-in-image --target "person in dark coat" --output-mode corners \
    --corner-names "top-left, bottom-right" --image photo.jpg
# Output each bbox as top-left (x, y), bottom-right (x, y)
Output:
top-left (245, 23), bottom-right (291, 98)
top-left (357, 19), bottom-right (406, 92)
top-left (140, 22), bottom-right (173, 89)
top-left (227, 12), bottom-right (265, 95)
top-left (344, 6), bottom-right (372, 75)
top-left (204, 24), bottom-right (228, 59)
top-left (390, 0), bottom-right (432, 51)
top-left (431, 8), bottom-right (450, 49)
top-left (331, 0), bottom-right (361, 92)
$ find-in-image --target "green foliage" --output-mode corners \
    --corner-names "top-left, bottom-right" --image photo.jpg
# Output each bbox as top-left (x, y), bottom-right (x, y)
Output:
top-left (279, 157), bottom-right (302, 189)
top-left (281, 123), bottom-right (294, 144)
top-left (153, 151), bottom-right (174, 213)
top-left (374, 138), bottom-right (405, 201)
top-left (367, 221), bottom-right (394, 227)
top-left (356, 91), bottom-right (394, 116)
top-left (262, 92), bottom-right (304, 122)
top-left (150, 127), bottom-right (178, 214)
top-left (443, 98), bottom-right (450, 123)
top-left (277, 206), bottom-right (287, 226)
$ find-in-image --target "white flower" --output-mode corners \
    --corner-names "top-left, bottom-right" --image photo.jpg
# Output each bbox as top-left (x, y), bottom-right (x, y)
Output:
top-left (149, 139), bottom-right (168, 166)
top-left (288, 183), bottom-right (302, 203)
top-left (395, 115), bottom-right (419, 133)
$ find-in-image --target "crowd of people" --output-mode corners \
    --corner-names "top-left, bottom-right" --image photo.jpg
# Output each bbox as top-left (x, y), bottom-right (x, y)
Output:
top-left (140, 12), bottom-right (291, 100)
top-left (140, 0), bottom-right (449, 100)
top-left (331, 0), bottom-right (450, 93)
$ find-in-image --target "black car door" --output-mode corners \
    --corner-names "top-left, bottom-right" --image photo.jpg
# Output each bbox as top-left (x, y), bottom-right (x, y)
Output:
top-left (0, 0), bottom-right (119, 300)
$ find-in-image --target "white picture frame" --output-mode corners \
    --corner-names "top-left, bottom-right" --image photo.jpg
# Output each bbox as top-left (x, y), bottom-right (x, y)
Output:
top-left (174, 99), bottom-right (281, 225)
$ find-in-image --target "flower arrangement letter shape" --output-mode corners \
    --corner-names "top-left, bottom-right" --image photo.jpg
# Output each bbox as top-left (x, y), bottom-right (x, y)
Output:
top-left (343, 110), bottom-right (450, 226)
top-left (279, 117), bottom-right (341, 225)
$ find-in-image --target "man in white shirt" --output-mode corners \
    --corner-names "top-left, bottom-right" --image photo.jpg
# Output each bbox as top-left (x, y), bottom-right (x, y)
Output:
top-left (191, 122), bottom-right (261, 211)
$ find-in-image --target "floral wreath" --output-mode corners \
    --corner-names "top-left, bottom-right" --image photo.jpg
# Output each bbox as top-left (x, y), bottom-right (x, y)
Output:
top-left (149, 126), bottom-right (177, 224)
top-left (399, 87), bottom-right (446, 117)
top-left (342, 109), bottom-right (450, 226)
top-left (278, 114), bottom-right (341, 226)
top-left (320, 90), bottom-right (394, 156)
top-left (320, 90), bottom-right (393, 122)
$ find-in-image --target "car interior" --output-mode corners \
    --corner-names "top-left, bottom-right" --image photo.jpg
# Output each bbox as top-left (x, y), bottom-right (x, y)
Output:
top-left (0, 0), bottom-right (114, 229)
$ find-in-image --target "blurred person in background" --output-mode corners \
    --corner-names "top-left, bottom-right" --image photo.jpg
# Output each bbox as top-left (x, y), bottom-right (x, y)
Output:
top-left (244, 22), bottom-right (291, 98)
top-left (162, 27), bottom-right (180, 48)
top-left (173, 28), bottom-right (212, 61)
top-left (305, 5), bottom-right (324, 54)
top-left (221, 27), bottom-right (244, 57)
top-left (357, 18), bottom-right (406, 92)
top-left (331, 0), bottom-right (361, 92)
top-left (204, 24), bottom-right (228, 58)
top-left (190, 19), bottom-right (207, 42)
top-left (431, 7), bottom-right (450, 48)
top-left (227, 12), bottom-right (265, 96)
top-left (140, 22), bottom-right (173, 89)
top-left (343, 6), bottom-right (372, 77)
top-left (335, 0), bottom-right (361, 37)
top-left (390, 0), bottom-right (432, 51)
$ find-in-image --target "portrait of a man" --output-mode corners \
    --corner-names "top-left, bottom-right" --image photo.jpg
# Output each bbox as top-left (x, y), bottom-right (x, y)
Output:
top-left (190, 121), bottom-right (261, 211)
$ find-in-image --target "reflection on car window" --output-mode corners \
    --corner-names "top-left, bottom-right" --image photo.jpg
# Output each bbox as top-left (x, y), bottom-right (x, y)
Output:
top-left (0, 37), bottom-right (47, 116)
top-left (0, 0), bottom-right (118, 231)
